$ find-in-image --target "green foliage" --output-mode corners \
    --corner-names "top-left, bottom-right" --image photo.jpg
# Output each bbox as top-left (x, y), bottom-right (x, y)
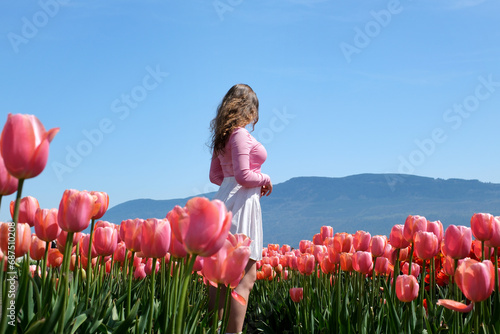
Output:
top-left (2, 256), bottom-right (213, 334)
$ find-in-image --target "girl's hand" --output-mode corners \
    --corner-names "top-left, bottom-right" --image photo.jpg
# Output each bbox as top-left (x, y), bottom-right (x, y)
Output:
top-left (260, 182), bottom-right (273, 197)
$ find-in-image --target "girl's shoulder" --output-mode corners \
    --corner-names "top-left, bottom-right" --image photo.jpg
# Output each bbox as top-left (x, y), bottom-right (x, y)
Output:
top-left (230, 127), bottom-right (256, 144)
top-left (230, 127), bottom-right (251, 139)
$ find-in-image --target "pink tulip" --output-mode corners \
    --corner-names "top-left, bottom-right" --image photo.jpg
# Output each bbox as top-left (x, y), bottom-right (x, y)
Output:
top-left (402, 262), bottom-right (421, 278)
top-left (94, 220), bottom-right (115, 230)
top-left (313, 245), bottom-right (327, 263)
top-left (70, 253), bottom-right (82, 271)
top-left (30, 234), bottom-right (46, 261)
top-left (389, 246), bottom-right (411, 265)
top-left (353, 251), bottom-right (373, 274)
top-left (80, 254), bottom-right (97, 269)
top-left (471, 213), bottom-right (495, 241)
top-left (169, 232), bottom-right (188, 259)
top-left (285, 252), bottom-right (298, 270)
top-left (279, 254), bottom-right (288, 267)
top-left (320, 226), bottom-right (334, 243)
top-left (81, 233), bottom-right (98, 258)
top-left (94, 225), bottom-right (118, 257)
top-left (268, 244), bottom-right (279, 252)
top-left (10, 196), bottom-right (39, 226)
top-left (320, 256), bottom-right (336, 274)
top-left (442, 255), bottom-right (456, 277)
top-left (58, 189), bottom-right (99, 233)
top-left (323, 237), bottom-right (333, 248)
top-left (134, 263), bottom-right (147, 279)
top-left (370, 235), bottom-right (387, 258)
top-left (340, 252), bottom-right (353, 271)
top-left (140, 218), bottom-right (171, 259)
top-left (403, 215), bottom-right (427, 243)
top-left (414, 231), bottom-right (439, 260)
top-left (439, 259), bottom-right (495, 313)
top-left (144, 258), bottom-right (160, 275)
top-left (29, 264), bottom-right (42, 278)
top-left (353, 230), bottom-right (371, 251)
top-left (473, 239), bottom-right (494, 260)
top-left (333, 232), bottom-right (353, 253)
top-left (270, 255), bottom-right (280, 268)
top-left (280, 244), bottom-right (291, 255)
top-left (47, 248), bottom-right (63, 268)
top-left (327, 246), bottom-right (340, 264)
top-left (0, 155), bottom-right (17, 195)
top-left (312, 233), bottom-right (322, 245)
top-left (374, 256), bottom-right (390, 276)
top-left (192, 256), bottom-right (203, 272)
top-left (89, 191), bottom-right (109, 220)
top-left (0, 222), bottom-right (31, 258)
top-left (442, 225), bottom-right (472, 259)
top-left (396, 274), bottom-right (419, 302)
top-left (289, 288), bottom-right (303, 302)
top-left (0, 114), bottom-right (59, 179)
top-left (34, 208), bottom-right (61, 242)
top-left (297, 253), bottom-right (315, 276)
top-left (202, 233), bottom-right (251, 288)
top-left (389, 224), bottom-right (410, 249)
top-left (486, 216), bottom-right (500, 248)
top-left (426, 220), bottom-right (444, 244)
top-left (120, 218), bottom-right (143, 252)
top-left (168, 197), bottom-right (231, 257)
top-left (113, 241), bottom-right (127, 263)
top-left (382, 243), bottom-right (394, 259)
top-left (56, 230), bottom-right (82, 253)
top-left (261, 263), bottom-right (273, 279)
top-left (281, 269), bottom-right (289, 280)
top-left (299, 239), bottom-right (312, 253)
top-left (455, 259), bottom-right (494, 303)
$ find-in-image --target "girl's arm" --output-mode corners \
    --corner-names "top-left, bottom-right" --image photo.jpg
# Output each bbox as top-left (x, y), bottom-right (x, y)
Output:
top-left (209, 154), bottom-right (224, 186)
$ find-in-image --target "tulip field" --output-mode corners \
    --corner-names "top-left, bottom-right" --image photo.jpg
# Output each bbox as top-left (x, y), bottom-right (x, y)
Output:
top-left (2, 114), bottom-right (500, 333)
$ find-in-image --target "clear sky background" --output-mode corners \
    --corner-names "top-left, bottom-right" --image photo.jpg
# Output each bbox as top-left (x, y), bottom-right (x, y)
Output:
top-left (1, 0), bottom-right (499, 222)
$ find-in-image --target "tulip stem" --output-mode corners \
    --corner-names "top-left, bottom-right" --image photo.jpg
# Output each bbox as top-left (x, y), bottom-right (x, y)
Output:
top-left (11, 178), bottom-right (25, 225)
top-left (9, 176), bottom-right (25, 320)
top-left (175, 254), bottom-right (197, 334)
top-left (212, 284), bottom-right (222, 334)
top-left (85, 218), bottom-right (96, 306)
top-left (495, 248), bottom-right (500, 327)
top-left (57, 231), bottom-right (74, 334)
top-left (392, 248), bottom-right (401, 304)
top-left (121, 248), bottom-right (129, 297)
top-left (482, 240), bottom-right (485, 261)
top-left (407, 243), bottom-right (414, 276)
top-left (420, 260), bottom-right (426, 306)
top-left (126, 251), bottom-right (135, 317)
top-left (147, 257), bottom-right (157, 334)
top-left (430, 257), bottom-right (436, 310)
top-left (495, 248), bottom-right (499, 293)
top-left (220, 284), bottom-right (232, 334)
top-left (41, 241), bottom-right (50, 291)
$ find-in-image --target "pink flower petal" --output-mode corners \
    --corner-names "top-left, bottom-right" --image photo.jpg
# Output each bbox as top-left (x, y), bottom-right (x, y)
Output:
top-left (437, 299), bottom-right (474, 313)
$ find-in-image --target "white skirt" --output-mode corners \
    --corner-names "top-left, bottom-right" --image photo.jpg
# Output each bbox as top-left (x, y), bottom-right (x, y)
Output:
top-left (212, 177), bottom-right (263, 261)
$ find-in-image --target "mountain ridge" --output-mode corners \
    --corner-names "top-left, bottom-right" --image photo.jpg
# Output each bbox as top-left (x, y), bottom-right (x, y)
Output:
top-left (101, 173), bottom-right (500, 247)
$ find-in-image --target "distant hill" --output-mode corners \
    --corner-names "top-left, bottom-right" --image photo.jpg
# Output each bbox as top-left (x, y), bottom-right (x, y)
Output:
top-left (101, 174), bottom-right (500, 248)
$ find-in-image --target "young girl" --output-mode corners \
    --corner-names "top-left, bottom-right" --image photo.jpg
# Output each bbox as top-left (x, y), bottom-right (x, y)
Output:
top-left (209, 84), bottom-right (273, 333)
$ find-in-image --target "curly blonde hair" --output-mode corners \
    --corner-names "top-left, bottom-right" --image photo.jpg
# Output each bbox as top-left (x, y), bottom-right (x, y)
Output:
top-left (210, 84), bottom-right (259, 155)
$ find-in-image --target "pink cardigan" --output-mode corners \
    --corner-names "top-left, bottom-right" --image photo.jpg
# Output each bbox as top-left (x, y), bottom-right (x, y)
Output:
top-left (209, 127), bottom-right (271, 188)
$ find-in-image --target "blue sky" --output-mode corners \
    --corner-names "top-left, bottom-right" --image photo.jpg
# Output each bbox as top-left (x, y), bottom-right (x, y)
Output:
top-left (1, 0), bottom-right (499, 221)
